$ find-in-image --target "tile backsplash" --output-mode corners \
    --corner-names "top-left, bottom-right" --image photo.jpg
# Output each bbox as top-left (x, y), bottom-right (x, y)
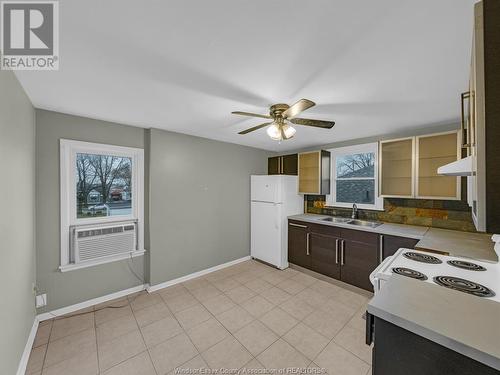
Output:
top-left (305, 196), bottom-right (476, 232)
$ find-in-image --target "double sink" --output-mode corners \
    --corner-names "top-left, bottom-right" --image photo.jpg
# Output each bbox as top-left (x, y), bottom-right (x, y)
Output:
top-left (321, 216), bottom-right (383, 228)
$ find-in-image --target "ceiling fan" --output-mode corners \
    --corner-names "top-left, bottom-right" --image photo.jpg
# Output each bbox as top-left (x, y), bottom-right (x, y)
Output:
top-left (232, 99), bottom-right (335, 141)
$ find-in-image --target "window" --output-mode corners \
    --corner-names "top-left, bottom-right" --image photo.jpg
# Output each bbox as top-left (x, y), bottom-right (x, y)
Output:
top-left (327, 142), bottom-right (383, 210)
top-left (60, 140), bottom-right (145, 271)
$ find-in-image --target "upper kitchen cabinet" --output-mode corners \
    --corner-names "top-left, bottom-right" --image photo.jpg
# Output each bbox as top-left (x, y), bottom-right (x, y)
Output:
top-left (379, 131), bottom-right (460, 200)
top-left (416, 132), bottom-right (460, 199)
top-left (268, 154), bottom-right (298, 175)
top-left (380, 137), bottom-right (414, 197)
top-left (298, 150), bottom-right (331, 194)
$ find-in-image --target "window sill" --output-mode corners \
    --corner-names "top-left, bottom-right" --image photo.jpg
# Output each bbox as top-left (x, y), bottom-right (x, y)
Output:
top-left (325, 203), bottom-right (385, 212)
top-left (59, 249), bottom-right (146, 272)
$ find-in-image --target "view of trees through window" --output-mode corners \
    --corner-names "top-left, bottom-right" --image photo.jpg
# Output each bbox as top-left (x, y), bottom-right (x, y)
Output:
top-left (76, 153), bottom-right (132, 218)
top-left (336, 152), bottom-right (375, 204)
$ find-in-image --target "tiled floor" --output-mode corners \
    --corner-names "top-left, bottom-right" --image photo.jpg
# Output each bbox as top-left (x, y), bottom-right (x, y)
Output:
top-left (26, 260), bottom-right (372, 375)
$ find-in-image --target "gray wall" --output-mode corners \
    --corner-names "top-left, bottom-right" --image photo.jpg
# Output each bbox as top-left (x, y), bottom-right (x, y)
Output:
top-left (148, 128), bottom-right (269, 285)
top-left (0, 71), bottom-right (36, 375)
top-left (35, 110), bottom-right (146, 312)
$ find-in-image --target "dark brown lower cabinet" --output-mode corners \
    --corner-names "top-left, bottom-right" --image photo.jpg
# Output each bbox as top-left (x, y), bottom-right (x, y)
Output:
top-left (381, 234), bottom-right (419, 260)
top-left (288, 222), bottom-right (310, 269)
top-left (340, 239), bottom-right (379, 291)
top-left (309, 232), bottom-right (341, 279)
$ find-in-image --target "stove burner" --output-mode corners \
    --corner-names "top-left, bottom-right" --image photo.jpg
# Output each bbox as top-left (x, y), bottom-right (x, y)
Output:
top-left (447, 260), bottom-right (486, 271)
top-left (433, 276), bottom-right (495, 298)
top-left (392, 267), bottom-right (428, 280)
top-left (403, 252), bottom-right (442, 264)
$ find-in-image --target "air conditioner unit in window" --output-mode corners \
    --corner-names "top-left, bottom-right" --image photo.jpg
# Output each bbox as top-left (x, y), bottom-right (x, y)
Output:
top-left (70, 221), bottom-right (137, 264)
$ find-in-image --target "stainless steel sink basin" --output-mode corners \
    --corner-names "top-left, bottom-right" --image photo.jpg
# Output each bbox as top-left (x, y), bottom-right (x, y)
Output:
top-left (347, 219), bottom-right (383, 228)
top-left (321, 217), bottom-right (352, 223)
top-left (321, 217), bottom-right (383, 228)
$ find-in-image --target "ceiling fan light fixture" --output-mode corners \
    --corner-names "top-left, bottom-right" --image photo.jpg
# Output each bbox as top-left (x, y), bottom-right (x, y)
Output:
top-left (282, 124), bottom-right (296, 139)
top-left (266, 122), bottom-right (282, 140)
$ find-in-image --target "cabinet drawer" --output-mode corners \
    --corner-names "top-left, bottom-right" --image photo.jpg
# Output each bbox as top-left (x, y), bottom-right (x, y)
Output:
top-left (308, 223), bottom-right (341, 237)
top-left (288, 220), bottom-right (309, 229)
top-left (341, 228), bottom-right (379, 245)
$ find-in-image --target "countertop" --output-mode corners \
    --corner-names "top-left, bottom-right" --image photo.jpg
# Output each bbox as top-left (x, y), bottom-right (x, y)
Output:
top-left (367, 276), bottom-right (500, 371)
top-left (288, 214), bottom-right (498, 263)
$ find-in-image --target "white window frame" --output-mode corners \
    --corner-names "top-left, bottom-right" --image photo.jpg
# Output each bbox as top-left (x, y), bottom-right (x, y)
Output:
top-left (327, 142), bottom-right (384, 210)
top-left (60, 139), bottom-right (145, 271)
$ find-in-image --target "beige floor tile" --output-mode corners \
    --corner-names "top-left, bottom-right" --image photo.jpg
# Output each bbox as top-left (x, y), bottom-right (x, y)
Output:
top-left (164, 292), bottom-right (199, 313)
top-left (33, 322), bottom-right (52, 348)
top-left (296, 289), bottom-right (328, 309)
top-left (183, 277), bottom-right (211, 291)
top-left (303, 308), bottom-right (351, 340)
top-left (96, 314), bottom-right (138, 344)
top-left (26, 344), bottom-right (46, 374)
top-left (157, 284), bottom-right (188, 300)
top-left (216, 306), bottom-right (254, 333)
top-left (282, 323), bottom-right (330, 361)
top-left (205, 269), bottom-right (231, 283)
top-left (129, 293), bottom-right (163, 312)
top-left (201, 336), bottom-right (252, 370)
top-left (308, 362), bottom-right (331, 375)
top-left (98, 330), bottom-right (146, 372)
top-left (41, 350), bottom-right (98, 375)
top-left (174, 355), bottom-right (210, 372)
top-left (50, 313), bottom-right (94, 341)
top-left (276, 279), bottom-right (307, 295)
top-left (190, 284), bottom-right (222, 302)
top-left (309, 280), bottom-right (342, 298)
top-left (241, 358), bottom-right (265, 370)
top-left (282, 267), bottom-right (300, 277)
top-left (290, 272), bottom-right (318, 287)
top-left (244, 279), bottom-right (274, 294)
top-left (240, 295), bottom-right (275, 318)
top-left (94, 297), bottom-right (128, 310)
top-left (149, 332), bottom-right (198, 374)
top-left (134, 302), bottom-right (172, 327)
top-left (233, 271), bottom-right (258, 284)
top-left (257, 339), bottom-right (310, 370)
top-left (330, 289), bottom-right (369, 311)
top-left (347, 306), bottom-right (368, 332)
top-left (315, 341), bottom-right (370, 375)
top-left (95, 304), bottom-right (133, 326)
top-left (186, 318), bottom-right (230, 352)
top-left (202, 294), bottom-right (236, 315)
top-left (279, 296), bottom-right (316, 321)
top-left (102, 351), bottom-right (155, 375)
top-left (140, 316), bottom-right (183, 348)
top-left (259, 307), bottom-right (298, 336)
top-left (225, 285), bottom-right (256, 304)
top-left (39, 319), bottom-right (53, 327)
top-left (212, 276), bottom-right (241, 292)
top-left (45, 328), bottom-right (96, 368)
top-left (321, 298), bottom-right (357, 317)
top-left (334, 326), bottom-right (372, 364)
top-left (260, 287), bottom-right (292, 305)
top-left (175, 304), bottom-right (212, 329)
top-left (262, 271), bottom-right (291, 286)
top-left (234, 320), bottom-right (278, 356)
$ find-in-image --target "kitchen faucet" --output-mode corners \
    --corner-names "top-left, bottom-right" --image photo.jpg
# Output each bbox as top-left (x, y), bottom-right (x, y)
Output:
top-left (351, 203), bottom-right (358, 219)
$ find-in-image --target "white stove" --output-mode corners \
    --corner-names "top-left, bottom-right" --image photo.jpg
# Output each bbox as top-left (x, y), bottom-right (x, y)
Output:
top-left (370, 248), bottom-right (500, 302)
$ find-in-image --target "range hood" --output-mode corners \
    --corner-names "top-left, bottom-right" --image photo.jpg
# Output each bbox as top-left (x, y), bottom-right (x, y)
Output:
top-left (437, 155), bottom-right (473, 176)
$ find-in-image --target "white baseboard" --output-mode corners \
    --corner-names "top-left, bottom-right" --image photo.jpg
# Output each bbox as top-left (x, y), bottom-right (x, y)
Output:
top-left (147, 256), bottom-right (251, 293)
top-left (36, 284), bottom-right (148, 322)
top-left (16, 317), bottom-right (39, 375)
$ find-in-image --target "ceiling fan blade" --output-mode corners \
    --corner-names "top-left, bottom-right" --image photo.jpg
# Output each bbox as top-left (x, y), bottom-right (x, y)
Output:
top-left (238, 122), bottom-right (273, 135)
top-left (290, 118), bottom-right (335, 129)
top-left (232, 111), bottom-right (272, 119)
top-left (282, 99), bottom-right (315, 119)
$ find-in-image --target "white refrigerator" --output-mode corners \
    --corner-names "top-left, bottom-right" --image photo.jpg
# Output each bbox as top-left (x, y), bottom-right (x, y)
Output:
top-left (250, 175), bottom-right (303, 269)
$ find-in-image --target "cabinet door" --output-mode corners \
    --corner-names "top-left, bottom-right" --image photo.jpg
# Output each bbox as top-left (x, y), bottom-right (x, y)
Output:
top-left (288, 222), bottom-right (310, 269)
top-left (298, 151), bottom-right (320, 194)
top-left (416, 132), bottom-right (460, 200)
top-left (381, 235), bottom-right (419, 261)
top-left (310, 232), bottom-right (341, 279)
top-left (340, 229), bottom-right (379, 291)
top-left (268, 156), bottom-right (280, 175)
top-left (282, 154), bottom-right (298, 175)
top-left (380, 138), bottom-right (414, 197)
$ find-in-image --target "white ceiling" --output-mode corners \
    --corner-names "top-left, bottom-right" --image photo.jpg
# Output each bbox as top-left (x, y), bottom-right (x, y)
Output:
top-left (15, 0), bottom-right (476, 152)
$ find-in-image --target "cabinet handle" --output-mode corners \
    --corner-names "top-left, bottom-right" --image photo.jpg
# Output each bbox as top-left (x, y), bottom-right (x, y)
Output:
top-left (281, 157), bottom-right (284, 174)
top-left (335, 239), bottom-right (339, 264)
top-left (461, 92), bottom-right (471, 149)
top-left (306, 232), bottom-right (310, 256)
top-left (289, 223), bottom-right (307, 228)
top-left (340, 240), bottom-right (345, 265)
top-left (379, 235), bottom-right (384, 263)
top-left (278, 157), bottom-right (281, 174)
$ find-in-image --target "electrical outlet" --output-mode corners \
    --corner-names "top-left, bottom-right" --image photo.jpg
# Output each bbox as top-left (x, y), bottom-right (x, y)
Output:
top-left (35, 294), bottom-right (47, 308)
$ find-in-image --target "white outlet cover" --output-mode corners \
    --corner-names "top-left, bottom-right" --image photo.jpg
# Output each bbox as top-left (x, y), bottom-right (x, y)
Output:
top-left (36, 294), bottom-right (47, 308)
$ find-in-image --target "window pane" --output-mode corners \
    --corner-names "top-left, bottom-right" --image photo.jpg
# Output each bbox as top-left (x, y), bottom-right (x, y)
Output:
top-left (76, 153), bottom-right (132, 219)
top-left (336, 179), bottom-right (375, 204)
top-left (336, 153), bottom-right (375, 178)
